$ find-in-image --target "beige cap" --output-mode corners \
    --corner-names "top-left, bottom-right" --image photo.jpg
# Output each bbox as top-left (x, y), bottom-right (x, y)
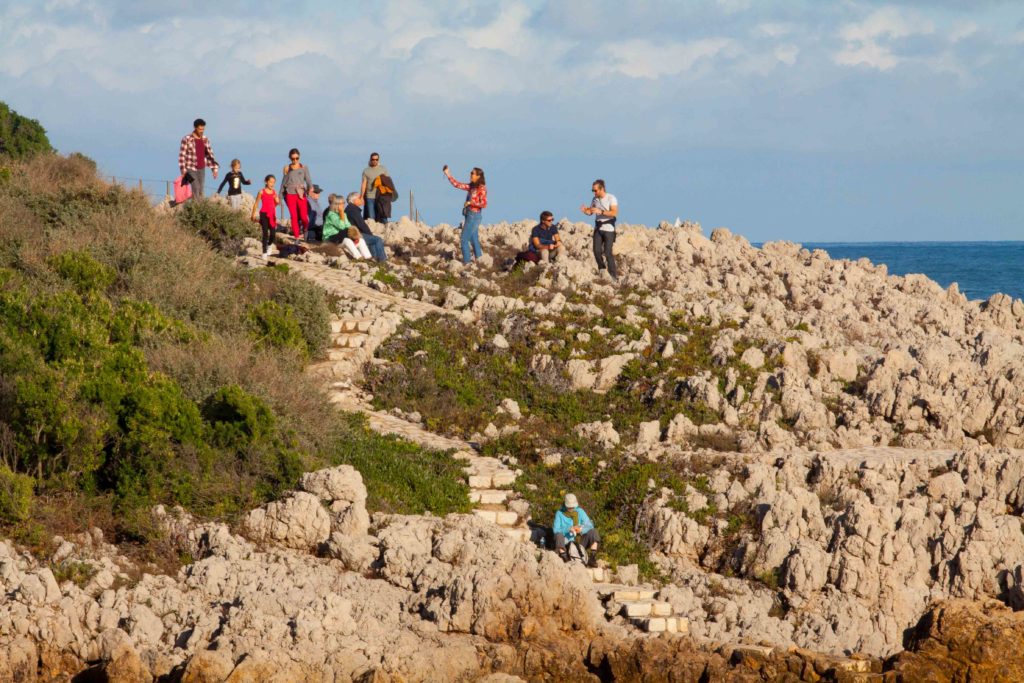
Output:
top-left (564, 493), bottom-right (578, 509)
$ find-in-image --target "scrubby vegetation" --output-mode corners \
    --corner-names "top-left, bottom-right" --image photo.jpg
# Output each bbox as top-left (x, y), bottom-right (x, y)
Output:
top-left (366, 308), bottom-right (777, 572)
top-left (0, 154), bottom-right (469, 564)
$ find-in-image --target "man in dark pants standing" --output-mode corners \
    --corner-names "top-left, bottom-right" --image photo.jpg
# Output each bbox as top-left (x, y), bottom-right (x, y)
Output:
top-left (178, 118), bottom-right (219, 200)
top-left (580, 179), bottom-right (618, 280)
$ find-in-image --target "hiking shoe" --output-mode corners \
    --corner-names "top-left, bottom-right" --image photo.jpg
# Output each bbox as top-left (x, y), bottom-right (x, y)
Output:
top-left (557, 550), bottom-right (569, 563)
top-left (587, 553), bottom-right (599, 568)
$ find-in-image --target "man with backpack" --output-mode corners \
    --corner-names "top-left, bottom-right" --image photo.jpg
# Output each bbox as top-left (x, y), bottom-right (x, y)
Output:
top-left (552, 493), bottom-right (600, 567)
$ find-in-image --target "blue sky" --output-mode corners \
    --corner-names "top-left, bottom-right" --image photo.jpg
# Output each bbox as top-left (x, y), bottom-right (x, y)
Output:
top-left (1, 0), bottom-right (1022, 241)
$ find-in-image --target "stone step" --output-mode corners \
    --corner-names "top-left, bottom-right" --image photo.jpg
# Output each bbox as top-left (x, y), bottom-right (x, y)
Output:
top-left (469, 489), bottom-right (510, 505)
top-left (618, 599), bottom-right (673, 618)
top-left (332, 333), bottom-right (367, 349)
top-left (630, 616), bottom-right (689, 634)
top-left (327, 348), bottom-right (362, 361)
top-left (331, 318), bottom-right (376, 334)
top-left (502, 527), bottom-right (532, 543)
top-left (466, 470), bottom-right (517, 489)
top-left (472, 507), bottom-right (519, 527)
top-left (307, 361), bottom-right (342, 379)
top-left (587, 566), bottom-right (608, 583)
top-left (593, 585), bottom-right (658, 602)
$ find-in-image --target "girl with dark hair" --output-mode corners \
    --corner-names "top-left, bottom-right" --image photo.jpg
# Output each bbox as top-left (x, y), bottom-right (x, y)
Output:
top-left (443, 165), bottom-right (487, 265)
top-left (281, 148), bottom-right (313, 239)
top-left (250, 174), bottom-right (280, 259)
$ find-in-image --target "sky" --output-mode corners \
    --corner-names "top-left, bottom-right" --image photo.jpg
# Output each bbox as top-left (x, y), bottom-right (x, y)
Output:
top-left (1, 0), bottom-right (1022, 242)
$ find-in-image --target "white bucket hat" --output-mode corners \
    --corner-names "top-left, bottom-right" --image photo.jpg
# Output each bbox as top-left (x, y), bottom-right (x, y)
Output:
top-left (564, 493), bottom-right (578, 509)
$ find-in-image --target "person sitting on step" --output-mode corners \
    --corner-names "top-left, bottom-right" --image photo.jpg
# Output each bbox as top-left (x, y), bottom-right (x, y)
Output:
top-left (553, 493), bottom-right (600, 567)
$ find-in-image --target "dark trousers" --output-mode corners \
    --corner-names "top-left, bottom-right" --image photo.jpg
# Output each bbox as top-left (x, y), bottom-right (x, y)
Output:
top-left (554, 529), bottom-right (600, 552)
top-left (592, 230), bottom-right (617, 279)
top-left (259, 213), bottom-right (274, 252)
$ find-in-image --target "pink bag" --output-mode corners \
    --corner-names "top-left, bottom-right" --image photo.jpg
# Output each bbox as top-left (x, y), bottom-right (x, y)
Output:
top-left (173, 175), bottom-right (192, 204)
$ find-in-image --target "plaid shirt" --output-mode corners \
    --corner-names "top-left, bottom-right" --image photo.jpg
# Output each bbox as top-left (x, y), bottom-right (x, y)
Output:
top-left (178, 133), bottom-right (219, 175)
top-left (447, 174), bottom-right (487, 212)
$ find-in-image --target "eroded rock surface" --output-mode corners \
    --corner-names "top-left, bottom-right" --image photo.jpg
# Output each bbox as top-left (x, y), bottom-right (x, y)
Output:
top-left (636, 446), bottom-right (1024, 657)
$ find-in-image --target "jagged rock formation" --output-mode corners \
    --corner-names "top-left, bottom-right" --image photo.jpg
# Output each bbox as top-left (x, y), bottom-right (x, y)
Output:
top-left (636, 445), bottom-right (1024, 657)
top-left (365, 217), bottom-right (1024, 453)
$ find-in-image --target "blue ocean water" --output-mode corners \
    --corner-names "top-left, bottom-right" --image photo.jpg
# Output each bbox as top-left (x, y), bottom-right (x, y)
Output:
top-left (799, 242), bottom-right (1024, 302)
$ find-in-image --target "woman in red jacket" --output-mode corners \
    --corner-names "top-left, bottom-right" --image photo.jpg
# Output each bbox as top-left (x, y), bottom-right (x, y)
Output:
top-left (443, 165), bottom-right (487, 265)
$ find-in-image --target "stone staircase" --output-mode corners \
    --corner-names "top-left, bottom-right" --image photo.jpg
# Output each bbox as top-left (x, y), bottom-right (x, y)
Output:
top-left (257, 254), bottom-right (683, 634)
top-left (594, 583), bottom-right (690, 634)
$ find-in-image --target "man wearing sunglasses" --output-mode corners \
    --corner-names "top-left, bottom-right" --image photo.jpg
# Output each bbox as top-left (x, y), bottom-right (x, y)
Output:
top-left (580, 179), bottom-right (619, 280)
top-left (529, 211), bottom-right (564, 262)
top-left (359, 153), bottom-right (389, 222)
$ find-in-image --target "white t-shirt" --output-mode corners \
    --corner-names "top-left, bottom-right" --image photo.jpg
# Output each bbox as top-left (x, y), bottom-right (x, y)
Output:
top-left (592, 193), bottom-right (618, 232)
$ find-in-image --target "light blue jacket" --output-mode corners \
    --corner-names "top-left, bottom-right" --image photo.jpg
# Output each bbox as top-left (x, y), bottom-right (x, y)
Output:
top-left (553, 506), bottom-right (594, 539)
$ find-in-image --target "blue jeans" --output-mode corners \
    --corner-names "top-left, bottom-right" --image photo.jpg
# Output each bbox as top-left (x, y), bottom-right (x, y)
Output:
top-left (363, 198), bottom-right (376, 221)
top-left (363, 233), bottom-right (387, 262)
top-left (461, 210), bottom-right (483, 264)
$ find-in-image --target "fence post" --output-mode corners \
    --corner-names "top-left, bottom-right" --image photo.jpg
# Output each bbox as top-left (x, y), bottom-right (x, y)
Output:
top-left (139, 179), bottom-right (143, 192)
top-left (166, 181), bottom-right (171, 199)
top-left (410, 190), bottom-right (414, 224)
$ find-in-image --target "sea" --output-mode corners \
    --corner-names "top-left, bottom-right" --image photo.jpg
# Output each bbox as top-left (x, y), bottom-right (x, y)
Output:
top-left (796, 242), bottom-right (1024, 303)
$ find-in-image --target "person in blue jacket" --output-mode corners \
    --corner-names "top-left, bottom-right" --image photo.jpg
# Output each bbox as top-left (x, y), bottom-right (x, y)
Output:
top-left (552, 493), bottom-right (600, 567)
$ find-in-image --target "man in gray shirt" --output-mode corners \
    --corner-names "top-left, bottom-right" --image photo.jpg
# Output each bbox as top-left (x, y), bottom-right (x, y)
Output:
top-left (359, 152), bottom-right (388, 221)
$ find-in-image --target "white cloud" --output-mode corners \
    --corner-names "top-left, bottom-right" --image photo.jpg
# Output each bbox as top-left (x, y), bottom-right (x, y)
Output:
top-left (833, 8), bottom-right (934, 71)
top-left (834, 41), bottom-right (900, 70)
top-left (774, 44), bottom-right (799, 66)
top-left (755, 22), bottom-right (795, 38)
top-left (949, 20), bottom-right (978, 42)
top-left (839, 8), bottom-right (933, 42)
top-left (602, 38), bottom-right (735, 79)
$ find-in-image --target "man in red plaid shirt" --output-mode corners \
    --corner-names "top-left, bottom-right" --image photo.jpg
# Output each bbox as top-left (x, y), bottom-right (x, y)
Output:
top-left (178, 118), bottom-right (219, 200)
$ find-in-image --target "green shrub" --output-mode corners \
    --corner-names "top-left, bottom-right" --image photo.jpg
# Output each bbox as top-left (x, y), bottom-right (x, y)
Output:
top-left (267, 273), bottom-right (331, 358)
top-left (49, 250), bottom-right (116, 293)
top-left (0, 102), bottom-right (52, 159)
top-left (0, 464), bottom-right (34, 521)
top-left (176, 199), bottom-right (256, 254)
top-left (247, 300), bottom-right (307, 356)
top-left (329, 412), bottom-right (471, 516)
top-left (203, 384), bottom-right (275, 448)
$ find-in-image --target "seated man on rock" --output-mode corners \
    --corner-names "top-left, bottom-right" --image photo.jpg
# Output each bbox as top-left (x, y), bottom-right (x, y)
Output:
top-left (530, 211), bottom-right (564, 262)
top-left (553, 493), bottom-right (599, 567)
top-left (344, 192), bottom-right (388, 262)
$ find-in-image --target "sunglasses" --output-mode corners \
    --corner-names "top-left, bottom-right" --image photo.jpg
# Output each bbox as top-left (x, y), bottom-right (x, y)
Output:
top-left (291, 156), bottom-right (299, 160)
top-left (370, 158), bottom-right (379, 162)
top-left (542, 218), bottom-right (553, 223)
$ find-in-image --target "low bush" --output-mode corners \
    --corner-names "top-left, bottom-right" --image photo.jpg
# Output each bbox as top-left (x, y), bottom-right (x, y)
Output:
top-left (247, 300), bottom-right (308, 357)
top-left (328, 413), bottom-right (471, 516)
top-left (175, 199), bottom-right (257, 255)
top-left (0, 465), bottom-right (34, 522)
top-left (249, 268), bottom-right (332, 358)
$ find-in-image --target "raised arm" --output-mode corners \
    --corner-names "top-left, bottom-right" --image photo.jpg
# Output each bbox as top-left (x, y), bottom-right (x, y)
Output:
top-left (445, 172), bottom-right (469, 191)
